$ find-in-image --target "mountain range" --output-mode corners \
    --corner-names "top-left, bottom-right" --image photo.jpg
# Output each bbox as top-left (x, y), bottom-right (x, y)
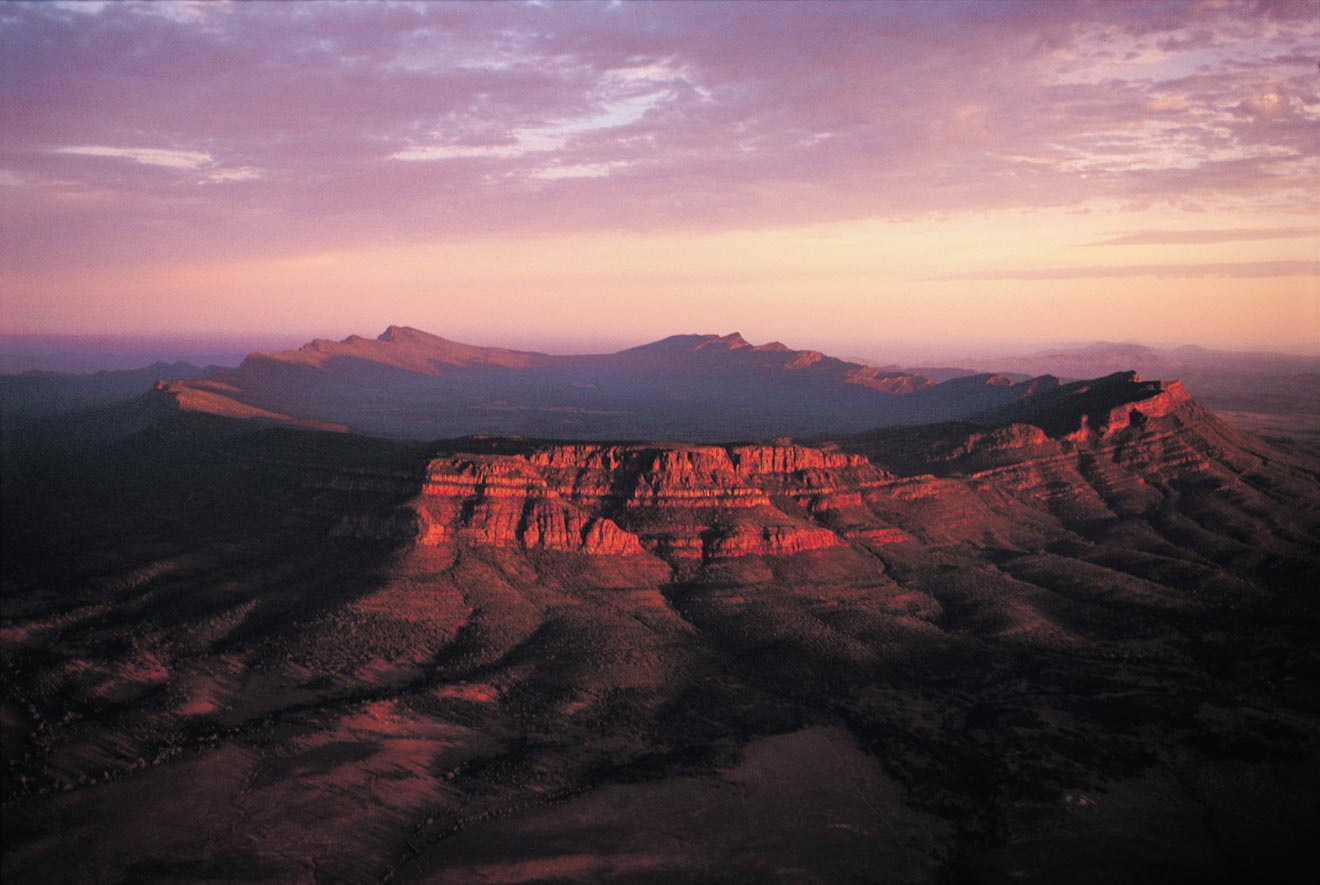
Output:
top-left (3, 327), bottom-right (1319, 882)
top-left (142, 325), bottom-right (1067, 441)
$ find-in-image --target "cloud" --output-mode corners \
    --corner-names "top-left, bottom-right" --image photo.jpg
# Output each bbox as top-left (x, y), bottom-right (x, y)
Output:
top-left (391, 144), bottom-right (528, 161)
top-left (54, 146), bottom-right (211, 169)
top-left (51, 145), bottom-right (261, 184)
top-left (392, 90), bottom-right (667, 161)
top-left (0, 0), bottom-right (1316, 270)
top-left (530, 161), bottom-right (630, 181)
top-left (932, 261), bottom-right (1318, 281)
top-left (1086, 227), bottom-right (1318, 246)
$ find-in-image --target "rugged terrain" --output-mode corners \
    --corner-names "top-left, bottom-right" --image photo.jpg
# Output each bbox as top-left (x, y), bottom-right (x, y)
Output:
top-left (3, 365), bottom-right (1319, 882)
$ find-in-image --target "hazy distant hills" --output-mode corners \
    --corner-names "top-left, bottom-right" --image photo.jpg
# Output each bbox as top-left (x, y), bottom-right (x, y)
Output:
top-left (983, 340), bottom-right (1320, 379)
top-left (0, 362), bottom-right (220, 448)
top-left (0, 362), bottom-right (214, 419)
top-left (151, 325), bottom-right (1061, 441)
top-left (6, 331), bottom-right (1318, 447)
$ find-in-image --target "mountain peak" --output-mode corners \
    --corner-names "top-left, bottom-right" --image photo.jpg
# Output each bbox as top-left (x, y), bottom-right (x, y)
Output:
top-left (239, 325), bottom-right (543, 377)
top-left (618, 332), bottom-right (755, 355)
top-left (695, 332), bottom-right (751, 351)
top-left (378, 325), bottom-right (427, 342)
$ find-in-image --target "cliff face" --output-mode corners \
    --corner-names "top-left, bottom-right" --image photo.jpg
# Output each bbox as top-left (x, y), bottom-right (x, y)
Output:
top-left (290, 363), bottom-right (1293, 567)
top-left (847, 372), bottom-right (1297, 538)
top-left (412, 444), bottom-right (895, 561)
top-left (206, 368), bottom-right (1309, 579)
top-left (400, 377), bottom-right (1272, 563)
top-left (1062, 379), bottom-right (1195, 442)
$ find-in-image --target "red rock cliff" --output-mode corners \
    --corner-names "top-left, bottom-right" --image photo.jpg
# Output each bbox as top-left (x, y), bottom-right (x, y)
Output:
top-left (412, 443), bottom-right (902, 561)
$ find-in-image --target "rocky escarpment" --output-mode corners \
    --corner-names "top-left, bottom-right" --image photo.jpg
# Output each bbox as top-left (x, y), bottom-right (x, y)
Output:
top-left (221, 369), bottom-right (1300, 570)
top-left (394, 372), bottom-right (1291, 563)
top-left (1061, 377), bottom-right (1194, 442)
top-left (411, 444), bottom-right (904, 561)
top-left (846, 371), bottom-right (1297, 534)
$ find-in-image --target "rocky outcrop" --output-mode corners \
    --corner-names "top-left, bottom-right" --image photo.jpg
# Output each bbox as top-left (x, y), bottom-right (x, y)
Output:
top-left (845, 366), bottom-right (934, 394)
top-left (844, 371), bottom-right (1259, 531)
top-left (1073, 379), bottom-right (1194, 441)
top-left (924, 424), bottom-right (1052, 467)
top-left (728, 445), bottom-right (868, 475)
top-left (411, 443), bottom-right (903, 561)
top-left (407, 375), bottom-right (1233, 558)
top-left (704, 523), bottom-right (841, 557)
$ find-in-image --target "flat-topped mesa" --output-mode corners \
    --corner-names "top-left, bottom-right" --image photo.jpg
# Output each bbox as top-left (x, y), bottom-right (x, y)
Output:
top-left (413, 442), bottom-right (899, 560)
top-left (525, 445), bottom-right (768, 508)
top-left (525, 446), bottom-right (631, 472)
top-left (416, 458), bottom-right (641, 553)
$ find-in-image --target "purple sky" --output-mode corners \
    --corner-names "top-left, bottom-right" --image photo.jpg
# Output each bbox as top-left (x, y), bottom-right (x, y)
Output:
top-left (1, 0), bottom-right (1316, 360)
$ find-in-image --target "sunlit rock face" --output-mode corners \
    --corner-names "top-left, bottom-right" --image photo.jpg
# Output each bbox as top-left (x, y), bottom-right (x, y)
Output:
top-left (413, 443), bottom-right (893, 561)
top-left (401, 373), bottom-right (1263, 564)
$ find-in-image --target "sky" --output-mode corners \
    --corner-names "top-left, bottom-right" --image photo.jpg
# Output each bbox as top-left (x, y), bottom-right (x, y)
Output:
top-left (1, 0), bottom-right (1317, 363)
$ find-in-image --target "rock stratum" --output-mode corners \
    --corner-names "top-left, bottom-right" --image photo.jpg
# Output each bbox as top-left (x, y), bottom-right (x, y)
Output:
top-left (412, 443), bottom-right (880, 559)
top-left (3, 361), bottom-right (1320, 883)
top-left (335, 372), bottom-right (1294, 572)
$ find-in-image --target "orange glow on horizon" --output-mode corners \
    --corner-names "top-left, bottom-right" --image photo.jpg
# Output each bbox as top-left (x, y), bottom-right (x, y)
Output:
top-left (0, 2), bottom-right (1316, 357)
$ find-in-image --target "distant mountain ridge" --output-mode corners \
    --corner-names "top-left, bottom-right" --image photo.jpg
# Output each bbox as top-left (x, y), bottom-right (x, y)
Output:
top-left (0, 362), bottom-right (215, 430)
top-left (155, 326), bottom-right (1061, 441)
top-left (252, 325), bottom-right (548, 374)
top-left (950, 341), bottom-right (1320, 420)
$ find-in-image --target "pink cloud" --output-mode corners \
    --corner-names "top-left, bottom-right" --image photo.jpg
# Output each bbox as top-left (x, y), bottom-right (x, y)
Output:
top-left (1, 0), bottom-right (1316, 275)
